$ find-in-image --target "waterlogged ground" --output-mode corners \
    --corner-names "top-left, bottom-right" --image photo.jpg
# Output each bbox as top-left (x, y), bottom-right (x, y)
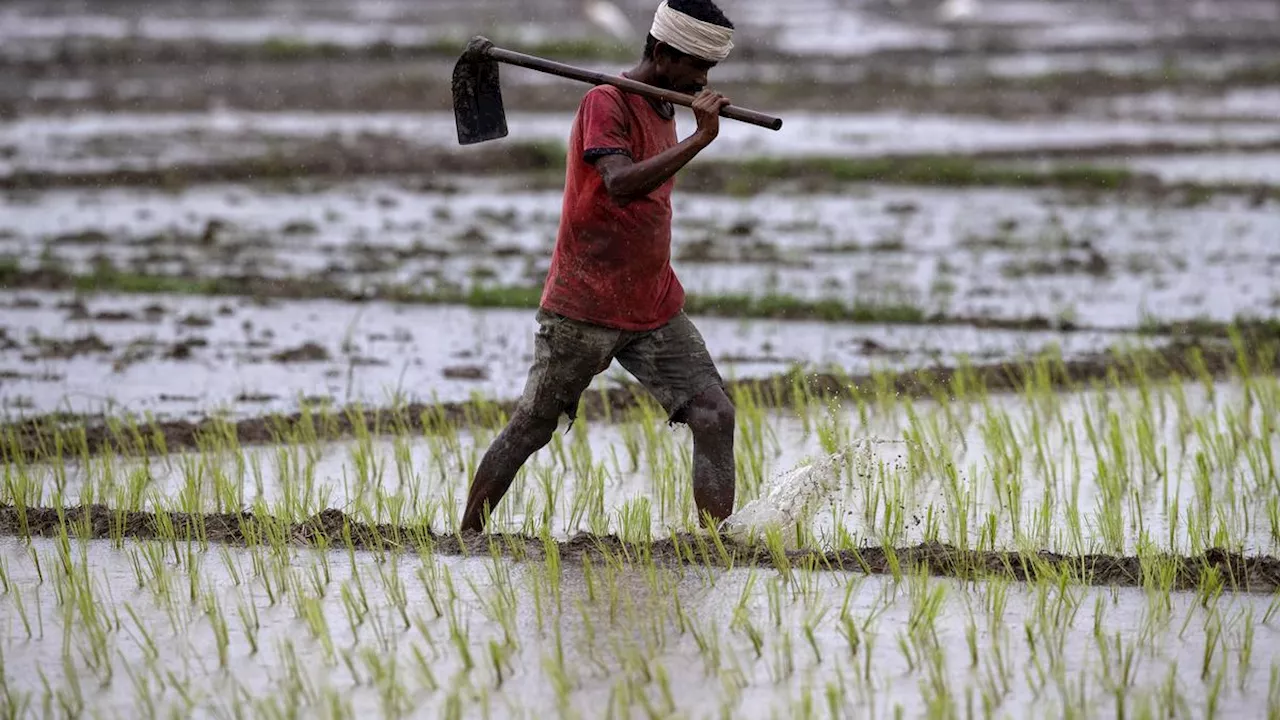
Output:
top-left (5, 180), bottom-right (1278, 329)
top-left (6, 110), bottom-right (1280, 175)
top-left (4, 0), bottom-right (1278, 57)
top-left (4, 0), bottom-right (1280, 715)
top-left (0, 289), bottom-right (1134, 419)
top-left (2, 536), bottom-right (1278, 719)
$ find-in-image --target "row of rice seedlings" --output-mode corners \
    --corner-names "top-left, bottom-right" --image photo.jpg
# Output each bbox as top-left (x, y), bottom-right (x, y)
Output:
top-left (4, 512), bottom-right (1280, 717)
top-left (821, 355), bottom-right (1279, 563)
top-left (4, 343), bottom-right (1278, 564)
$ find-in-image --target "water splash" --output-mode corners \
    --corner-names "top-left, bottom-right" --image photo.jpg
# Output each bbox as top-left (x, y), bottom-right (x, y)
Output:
top-left (721, 437), bottom-right (886, 543)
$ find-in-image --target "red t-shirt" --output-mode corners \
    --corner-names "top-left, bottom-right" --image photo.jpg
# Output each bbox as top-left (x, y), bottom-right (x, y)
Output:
top-left (539, 81), bottom-right (684, 331)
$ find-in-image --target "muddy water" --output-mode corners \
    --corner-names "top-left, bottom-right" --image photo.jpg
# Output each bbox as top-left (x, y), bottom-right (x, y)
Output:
top-left (7, 179), bottom-right (1277, 330)
top-left (1, 536), bottom-right (1275, 718)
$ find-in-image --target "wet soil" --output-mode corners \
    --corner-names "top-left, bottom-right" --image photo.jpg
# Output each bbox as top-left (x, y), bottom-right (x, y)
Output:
top-left (4, 136), bottom-right (1278, 203)
top-left (4, 34), bottom-right (1280, 118)
top-left (26, 332), bottom-right (113, 359)
top-left (269, 342), bottom-right (330, 363)
top-left (442, 364), bottom-right (489, 380)
top-left (678, 151), bottom-right (1280, 203)
top-left (2, 260), bottom-right (1276, 338)
top-left (3, 337), bottom-right (1274, 463)
top-left (4, 504), bottom-right (1277, 592)
top-left (0, 137), bottom-right (564, 191)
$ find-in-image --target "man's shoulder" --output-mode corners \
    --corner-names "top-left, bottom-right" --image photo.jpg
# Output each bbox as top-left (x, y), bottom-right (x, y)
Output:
top-left (580, 83), bottom-right (627, 107)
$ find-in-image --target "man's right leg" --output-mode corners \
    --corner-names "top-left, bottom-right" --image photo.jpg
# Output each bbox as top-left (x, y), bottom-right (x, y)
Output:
top-left (459, 309), bottom-right (620, 533)
top-left (460, 407), bottom-right (559, 532)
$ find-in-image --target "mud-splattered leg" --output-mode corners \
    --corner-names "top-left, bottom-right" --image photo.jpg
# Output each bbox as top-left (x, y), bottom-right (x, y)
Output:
top-left (682, 385), bottom-right (736, 526)
top-left (460, 408), bottom-right (559, 532)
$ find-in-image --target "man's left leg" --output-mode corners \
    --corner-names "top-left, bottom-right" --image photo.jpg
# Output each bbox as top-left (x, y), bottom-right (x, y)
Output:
top-left (681, 384), bottom-right (736, 525)
top-left (615, 312), bottom-right (735, 526)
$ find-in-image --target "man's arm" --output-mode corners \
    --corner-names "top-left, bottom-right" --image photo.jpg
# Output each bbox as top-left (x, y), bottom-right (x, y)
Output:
top-left (594, 90), bottom-right (731, 203)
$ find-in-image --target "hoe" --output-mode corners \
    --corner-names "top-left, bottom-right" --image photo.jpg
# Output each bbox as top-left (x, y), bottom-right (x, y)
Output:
top-left (452, 35), bottom-right (783, 145)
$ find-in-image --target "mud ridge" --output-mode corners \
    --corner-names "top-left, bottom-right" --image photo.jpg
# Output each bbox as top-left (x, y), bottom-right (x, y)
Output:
top-left (2, 264), bottom-right (1277, 339)
top-left (4, 140), bottom-right (1280, 200)
top-left (3, 504), bottom-right (1277, 593)
top-left (9, 62), bottom-right (1280, 118)
top-left (3, 338), bottom-right (1276, 463)
top-left (0, 138), bottom-right (565, 191)
top-left (8, 33), bottom-right (1280, 71)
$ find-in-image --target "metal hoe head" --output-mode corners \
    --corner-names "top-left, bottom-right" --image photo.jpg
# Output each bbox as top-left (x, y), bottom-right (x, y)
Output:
top-left (452, 36), bottom-right (508, 145)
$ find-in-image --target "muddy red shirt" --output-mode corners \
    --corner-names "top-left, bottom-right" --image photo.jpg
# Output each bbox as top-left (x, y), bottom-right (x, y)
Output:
top-left (539, 81), bottom-right (683, 331)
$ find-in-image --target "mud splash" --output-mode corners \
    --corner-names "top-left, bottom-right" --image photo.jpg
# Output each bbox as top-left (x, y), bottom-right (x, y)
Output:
top-left (3, 338), bottom-right (1275, 463)
top-left (3, 504), bottom-right (1277, 593)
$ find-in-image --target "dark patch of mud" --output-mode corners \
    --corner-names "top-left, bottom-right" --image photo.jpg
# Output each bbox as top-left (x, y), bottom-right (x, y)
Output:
top-left (0, 370), bottom-right (64, 382)
top-left (2, 337), bottom-right (1275, 463)
top-left (3, 504), bottom-right (1277, 593)
top-left (442, 364), bottom-right (489, 380)
top-left (164, 337), bottom-right (208, 360)
top-left (50, 229), bottom-right (110, 246)
top-left (846, 337), bottom-right (909, 359)
top-left (269, 342), bottom-right (330, 363)
top-left (25, 332), bottom-right (112, 360)
top-left (89, 310), bottom-right (140, 322)
top-left (177, 313), bottom-right (213, 328)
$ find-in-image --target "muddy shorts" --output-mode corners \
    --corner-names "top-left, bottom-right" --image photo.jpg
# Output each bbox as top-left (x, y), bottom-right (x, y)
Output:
top-left (520, 308), bottom-right (724, 425)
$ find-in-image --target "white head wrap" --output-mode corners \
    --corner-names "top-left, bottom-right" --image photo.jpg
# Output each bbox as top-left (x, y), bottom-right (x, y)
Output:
top-left (648, 0), bottom-right (734, 63)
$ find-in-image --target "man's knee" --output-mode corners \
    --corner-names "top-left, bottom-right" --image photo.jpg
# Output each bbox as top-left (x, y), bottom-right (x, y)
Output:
top-left (684, 386), bottom-right (735, 437)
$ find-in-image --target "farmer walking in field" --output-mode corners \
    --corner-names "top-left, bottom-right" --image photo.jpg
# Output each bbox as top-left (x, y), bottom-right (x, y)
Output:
top-left (461, 0), bottom-right (739, 532)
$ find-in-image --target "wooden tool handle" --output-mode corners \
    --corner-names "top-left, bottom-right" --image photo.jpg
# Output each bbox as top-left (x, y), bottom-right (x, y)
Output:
top-left (483, 44), bottom-right (783, 131)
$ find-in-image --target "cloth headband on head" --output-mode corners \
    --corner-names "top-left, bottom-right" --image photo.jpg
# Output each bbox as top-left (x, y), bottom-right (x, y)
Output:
top-left (648, 0), bottom-right (734, 63)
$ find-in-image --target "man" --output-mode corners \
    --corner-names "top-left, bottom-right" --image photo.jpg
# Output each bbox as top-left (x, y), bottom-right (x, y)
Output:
top-left (460, 0), bottom-right (738, 533)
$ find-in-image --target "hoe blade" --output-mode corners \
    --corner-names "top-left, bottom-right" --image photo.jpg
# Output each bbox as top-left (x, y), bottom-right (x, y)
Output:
top-left (452, 54), bottom-right (508, 145)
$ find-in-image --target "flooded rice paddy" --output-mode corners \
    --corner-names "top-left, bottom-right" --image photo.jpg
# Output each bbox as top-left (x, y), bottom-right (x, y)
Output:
top-left (3, 0), bottom-right (1280, 716)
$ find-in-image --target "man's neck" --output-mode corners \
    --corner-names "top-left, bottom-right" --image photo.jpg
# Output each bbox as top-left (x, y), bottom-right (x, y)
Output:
top-left (623, 60), bottom-right (675, 120)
